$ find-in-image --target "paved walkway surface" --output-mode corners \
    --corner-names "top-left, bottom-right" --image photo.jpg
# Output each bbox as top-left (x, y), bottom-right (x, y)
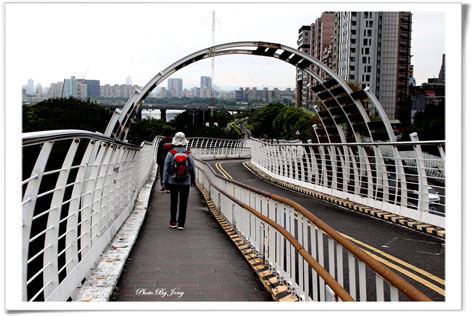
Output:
top-left (112, 181), bottom-right (272, 301)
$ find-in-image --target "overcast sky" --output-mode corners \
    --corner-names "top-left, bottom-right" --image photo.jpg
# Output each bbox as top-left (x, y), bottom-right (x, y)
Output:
top-left (7, 2), bottom-right (446, 90)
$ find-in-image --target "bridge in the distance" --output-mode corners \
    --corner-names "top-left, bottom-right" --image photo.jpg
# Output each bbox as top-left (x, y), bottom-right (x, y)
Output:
top-left (19, 41), bottom-right (445, 304)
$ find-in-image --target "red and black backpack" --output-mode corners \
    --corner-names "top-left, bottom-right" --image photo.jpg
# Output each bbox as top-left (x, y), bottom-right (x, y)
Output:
top-left (169, 149), bottom-right (191, 180)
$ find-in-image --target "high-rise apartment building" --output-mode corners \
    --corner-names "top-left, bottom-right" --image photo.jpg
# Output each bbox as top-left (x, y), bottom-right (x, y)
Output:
top-left (27, 79), bottom-right (35, 95)
top-left (48, 82), bottom-right (64, 98)
top-left (200, 76), bottom-right (212, 98)
top-left (297, 12), bottom-right (336, 107)
top-left (167, 78), bottom-right (183, 98)
top-left (337, 11), bottom-right (412, 119)
top-left (192, 87), bottom-right (201, 98)
top-left (62, 76), bottom-right (78, 98)
top-left (84, 80), bottom-right (100, 97)
top-left (297, 25), bottom-right (312, 106)
top-left (63, 76), bottom-right (100, 98)
top-left (297, 11), bottom-right (412, 119)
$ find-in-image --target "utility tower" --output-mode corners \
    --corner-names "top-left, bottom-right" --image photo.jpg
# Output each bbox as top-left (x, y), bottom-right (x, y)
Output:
top-left (210, 10), bottom-right (216, 126)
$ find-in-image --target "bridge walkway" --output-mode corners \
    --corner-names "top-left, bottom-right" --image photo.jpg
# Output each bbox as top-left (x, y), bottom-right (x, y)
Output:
top-left (111, 179), bottom-right (272, 301)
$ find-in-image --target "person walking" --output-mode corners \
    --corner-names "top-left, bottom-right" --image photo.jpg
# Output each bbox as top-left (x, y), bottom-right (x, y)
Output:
top-left (157, 134), bottom-right (173, 192)
top-left (162, 132), bottom-right (196, 230)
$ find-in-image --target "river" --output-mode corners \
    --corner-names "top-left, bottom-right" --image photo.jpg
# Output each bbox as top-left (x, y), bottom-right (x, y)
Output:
top-left (141, 109), bottom-right (185, 122)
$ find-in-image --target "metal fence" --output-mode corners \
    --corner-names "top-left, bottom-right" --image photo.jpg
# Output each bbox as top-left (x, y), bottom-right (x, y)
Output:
top-left (22, 130), bottom-right (160, 301)
top-left (188, 137), bottom-right (250, 160)
top-left (195, 158), bottom-right (430, 302)
top-left (248, 138), bottom-right (446, 228)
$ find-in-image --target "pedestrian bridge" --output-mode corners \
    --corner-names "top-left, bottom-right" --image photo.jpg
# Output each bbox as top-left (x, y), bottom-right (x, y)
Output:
top-left (18, 40), bottom-right (446, 305)
top-left (21, 132), bottom-right (444, 303)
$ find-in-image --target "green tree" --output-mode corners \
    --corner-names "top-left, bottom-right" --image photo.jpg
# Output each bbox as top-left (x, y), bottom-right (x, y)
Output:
top-left (126, 118), bottom-right (175, 145)
top-left (23, 97), bottom-right (112, 133)
top-left (402, 101), bottom-right (445, 141)
top-left (169, 109), bottom-right (239, 138)
top-left (246, 103), bottom-right (286, 138)
top-left (246, 103), bottom-right (317, 141)
top-left (273, 106), bottom-right (316, 140)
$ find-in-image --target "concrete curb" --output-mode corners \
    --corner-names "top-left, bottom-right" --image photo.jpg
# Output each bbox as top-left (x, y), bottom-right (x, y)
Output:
top-left (73, 164), bottom-right (158, 302)
top-left (243, 161), bottom-right (445, 239)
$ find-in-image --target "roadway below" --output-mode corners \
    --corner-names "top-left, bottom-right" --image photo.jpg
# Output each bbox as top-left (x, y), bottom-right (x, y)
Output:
top-left (210, 159), bottom-right (445, 301)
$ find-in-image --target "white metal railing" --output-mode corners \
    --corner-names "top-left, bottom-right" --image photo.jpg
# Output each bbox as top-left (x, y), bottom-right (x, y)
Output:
top-left (22, 129), bottom-right (160, 301)
top-left (195, 158), bottom-right (430, 302)
top-left (248, 138), bottom-right (446, 228)
top-left (188, 137), bottom-right (250, 160)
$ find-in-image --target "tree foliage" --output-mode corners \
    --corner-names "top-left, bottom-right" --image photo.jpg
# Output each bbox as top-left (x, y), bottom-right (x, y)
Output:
top-left (126, 118), bottom-right (175, 145)
top-left (401, 101), bottom-right (445, 141)
top-left (169, 109), bottom-right (241, 139)
top-left (245, 103), bottom-right (285, 139)
top-left (23, 97), bottom-right (112, 133)
top-left (246, 103), bottom-right (317, 141)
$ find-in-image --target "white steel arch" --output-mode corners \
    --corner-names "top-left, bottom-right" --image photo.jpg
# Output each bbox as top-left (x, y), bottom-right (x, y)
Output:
top-left (104, 41), bottom-right (397, 145)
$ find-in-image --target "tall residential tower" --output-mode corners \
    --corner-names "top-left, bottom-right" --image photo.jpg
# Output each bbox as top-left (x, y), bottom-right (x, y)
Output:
top-left (297, 11), bottom-right (413, 120)
top-left (337, 11), bottom-right (412, 119)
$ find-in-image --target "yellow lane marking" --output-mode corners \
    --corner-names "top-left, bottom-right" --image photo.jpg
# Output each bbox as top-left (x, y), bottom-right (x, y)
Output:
top-left (221, 162), bottom-right (234, 179)
top-left (340, 233), bottom-right (445, 287)
top-left (218, 162), bottom-right (232, 179)
top-left (363, 250), bottom-right (445, 296)
top-left (216, 162), bottom-right (233, 179)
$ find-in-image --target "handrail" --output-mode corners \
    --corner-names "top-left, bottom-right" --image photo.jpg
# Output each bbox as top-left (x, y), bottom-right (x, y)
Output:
top-left (250, 137), bottom-right (446, 147)
top-left (197, 162), bottom-right (354, 301)
top-left (249, 137), bottom-right (446, 227)
top-left (23, 129), bottom-right (141, 148)
top-left (196, 158), bottom-right (432, 302)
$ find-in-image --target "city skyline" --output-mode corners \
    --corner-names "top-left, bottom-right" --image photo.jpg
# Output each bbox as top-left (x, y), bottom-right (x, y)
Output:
top-left (22, 75), bottom-right (299, 98)
top-left (8, 3), bottom-right (446, 92)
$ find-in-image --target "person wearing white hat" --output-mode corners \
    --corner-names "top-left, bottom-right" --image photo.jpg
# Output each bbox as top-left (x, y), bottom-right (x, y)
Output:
top-left (162, 132), bottom-right (196, 230)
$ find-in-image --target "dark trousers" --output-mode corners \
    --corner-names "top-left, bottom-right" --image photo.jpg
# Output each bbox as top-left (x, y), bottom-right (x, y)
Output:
top-left (169, 184), bottom-right (190, 227)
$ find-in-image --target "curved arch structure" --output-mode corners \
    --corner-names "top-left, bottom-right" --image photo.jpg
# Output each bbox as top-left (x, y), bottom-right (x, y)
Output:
top-left (104, 41), bottom-right (397, 144)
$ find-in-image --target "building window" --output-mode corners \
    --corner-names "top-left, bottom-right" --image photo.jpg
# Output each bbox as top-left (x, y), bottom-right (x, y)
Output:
top-left (365, 47), bottom-right (370, 54)
top-left (362, 56), bottom-right (367, 63)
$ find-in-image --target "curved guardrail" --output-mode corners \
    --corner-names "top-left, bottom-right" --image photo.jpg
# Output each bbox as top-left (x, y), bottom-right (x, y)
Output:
top-left (194, 158), bottom-right (431, 302)
top-left (188, 137), bottom-right (250, 160)
top-left (248, 138), bottom-right (446, 228)
top-left (22, 129), bottom-right (160, 301)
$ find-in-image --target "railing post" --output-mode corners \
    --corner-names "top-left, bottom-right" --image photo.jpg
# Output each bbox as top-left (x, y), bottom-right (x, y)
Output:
top-left (410, 132), bottom-right (429, 215)
top-left (43, 139), bottom-right (80, 300)
top-left (22, 141), bottom-right (53, 301)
